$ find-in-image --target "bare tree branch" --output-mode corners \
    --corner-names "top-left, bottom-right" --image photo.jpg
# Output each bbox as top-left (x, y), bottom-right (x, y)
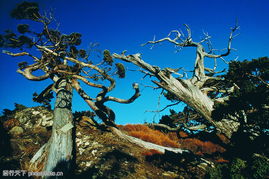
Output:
top-left (17, 64), bottom-right (50, 81)
top-left (2, 50), bottom-right (51, 80)
top-left (204, 24), bottom-right (240, 58)
top-left (146, 101), bottom-right (180, 113)
top-left (139, 24), bottom-right (239, 86)
top-left (147, 123), bottom-right (207, 132)
top-left (113, 53), bottom-right (158, 74)
top-left (72, 79), bottom-right (116, 126)
top-left (113, 49), bottom-right (239, 138)
top-left (2, 50), bottom-right (41, 62)
top-left (105, 83), bottom-right (141, 104)
top-left (72, 80), bottom-right (101, 110)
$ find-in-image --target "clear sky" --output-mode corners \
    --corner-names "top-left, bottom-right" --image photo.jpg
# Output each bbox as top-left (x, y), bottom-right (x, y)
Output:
top-left (0, 0), bottom-right (269, 124)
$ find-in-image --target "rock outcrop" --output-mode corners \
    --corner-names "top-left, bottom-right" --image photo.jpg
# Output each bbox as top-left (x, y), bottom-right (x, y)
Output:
top-left (14, 106), bottom-right (53, 129)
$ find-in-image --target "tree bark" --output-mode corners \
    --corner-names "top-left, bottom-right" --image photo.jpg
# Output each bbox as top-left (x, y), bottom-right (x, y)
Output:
top-left (154, 74), bottom-right (214, 122)
top-left (44, 78), bottom-right (74, 175)
top-left (29, 78), bottom-right (74, 176)
top-left (154, 76), bottom-right (239, 138)
top-left (29, 78), bottom-right (74, 178)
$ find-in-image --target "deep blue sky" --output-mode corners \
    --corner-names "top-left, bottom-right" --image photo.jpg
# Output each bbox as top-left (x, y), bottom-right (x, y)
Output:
top-left (0, 0), bottom-right (269, 124)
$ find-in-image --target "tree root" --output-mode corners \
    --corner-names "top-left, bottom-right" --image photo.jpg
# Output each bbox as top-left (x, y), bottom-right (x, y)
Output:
top-left (29, 143), bottom-right (49, 172)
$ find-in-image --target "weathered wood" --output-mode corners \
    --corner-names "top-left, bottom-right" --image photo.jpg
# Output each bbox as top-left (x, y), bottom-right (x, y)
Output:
top-left (113, 53), bottom-right (214, 122)
top-left (44, 78), bottom-right (74, 176)
top-left (29, 144), bottom-right (48, 172)
top-left (112, 25), bottom-right (241, 139)
top-left (113, 53), bottom-right (239, 139)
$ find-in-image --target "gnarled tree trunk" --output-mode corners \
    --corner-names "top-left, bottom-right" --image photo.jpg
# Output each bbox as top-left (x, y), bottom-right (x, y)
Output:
top-left (44, 78), bottom-right (74, 174)
top-left (153, 75), bottom-right (239, 138)
top-left (29, 78), bottom-right (74, 176)
top-left (154, 72), bottom-right (214, 122)
top-left (113, 53), bottom-right (240, 139)
top-left (112, 25), bottom-right (241, 139)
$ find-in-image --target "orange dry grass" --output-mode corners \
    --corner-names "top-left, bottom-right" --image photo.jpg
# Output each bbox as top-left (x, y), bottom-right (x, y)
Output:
top-left (121, 124), bottom-right (151, 132)
top-left (179, 138), bottom-right (226, 155)
top-left (142, 149), bottom-right (163, 156)
top-left (167, 132), bottom-right (178, 141)
top-left (178, 131), bottom-right (189, 138)
top-left (215, 158), bottom-right (229, 163)
top-left (121, 124), bottom-right (180, 148)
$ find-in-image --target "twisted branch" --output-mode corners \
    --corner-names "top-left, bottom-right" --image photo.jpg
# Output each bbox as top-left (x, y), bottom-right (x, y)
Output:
top-left (204, 25), bottom-right (240, 58)
top-left (105, 83), bottom-right (141, 103)
top-left (140, 24), bottom-right (239, 86)
top-left (2, 50), bottom-right (50, 81)
top-left (72, 79), bottom-right (140, 126)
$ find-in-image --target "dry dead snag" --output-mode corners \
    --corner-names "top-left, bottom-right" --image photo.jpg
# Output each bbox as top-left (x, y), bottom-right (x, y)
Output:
top-left (113, 24), bottom-right (240, 139)
top-left (1, 2), bottom-right (140, 176)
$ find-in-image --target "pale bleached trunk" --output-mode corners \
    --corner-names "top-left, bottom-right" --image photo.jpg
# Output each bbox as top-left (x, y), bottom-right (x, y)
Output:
top-left (155, 73), bottom-right (214, 123)
top-left (113, 53), bottom-right (238, 139)
top-left (154, 73), bottom-right (238, 138)
top-left (44, 78), bottom-right (74, 176)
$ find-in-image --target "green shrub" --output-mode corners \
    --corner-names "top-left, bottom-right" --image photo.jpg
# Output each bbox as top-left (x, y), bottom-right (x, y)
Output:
top-left (251, 155), bottom-right (269, 179)
top-left (230, 158), bottom-right (247, 179)
top-left (205, 164), bottom-right (229, 179)
top-left (206, 158), bottom-right (248, 179)
top-left (230, 158), bottom-right (247, 173)
top-left (206, 155), bottom-right (269, 179)
top-left (206, 166), bottom-right (222, 179)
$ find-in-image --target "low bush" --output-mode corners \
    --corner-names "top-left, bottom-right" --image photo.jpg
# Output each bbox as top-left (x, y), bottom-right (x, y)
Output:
top-left (205, 164), bottom-right (224, 179)
top-left (206, 156), bottom-right (269, 179)
top-left (120, 124), bottom-right (180, 148)
top-left (230, 158), bottom-right (247, 179)
top-left (251, 154), bottom-right (269, 179)
top-left (179, 138), bottom-right (225, 155)
top-left (121, 124), bottom-right (151, 133)
top-left (167, 132), bottom-right (178, 141)
top-left (178, 131), bottom-right (189, 138)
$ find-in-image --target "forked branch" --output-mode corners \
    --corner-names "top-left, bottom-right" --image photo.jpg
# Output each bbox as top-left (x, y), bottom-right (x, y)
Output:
top-left (72, 79), bottom-right (140, 126)
top-left (140, 24), bottom-right (239, 85)
top-left (105, 83), bottom-right (141, 104)
top-left (3, 50), bottom-right (50, 81)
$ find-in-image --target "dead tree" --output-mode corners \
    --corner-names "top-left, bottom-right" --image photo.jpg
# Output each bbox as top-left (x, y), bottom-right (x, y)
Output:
top-left (1, 2), bottom-right (140, 175)
top-left (113, 24), bottom-right (240, 139)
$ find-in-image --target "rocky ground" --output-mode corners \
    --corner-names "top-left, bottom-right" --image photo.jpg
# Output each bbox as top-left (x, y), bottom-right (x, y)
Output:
top-left (0, 106), bottom-right (212, 178)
